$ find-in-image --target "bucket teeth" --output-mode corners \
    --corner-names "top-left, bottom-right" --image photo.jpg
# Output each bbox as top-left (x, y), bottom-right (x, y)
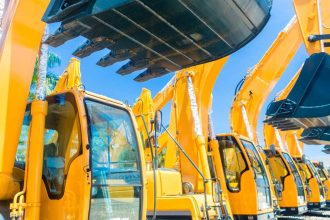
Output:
top-left (279, 126), bottom-right (300, 131)
top-left (96, 49), bottom-right (133, 67)
top-left (134, 68), bottom-right (169, 82)
top-left (42, 0), bottom-right (90, 23)
top-left (43, 0), bottom-right (272, 81)
top-left (73, 37), bottom-right (114, 58)
top-left (45, 22), bottom-right (89, 47)
top-left (300, 127), bottom-right (330, 145)
top-left (117, 59), bottom-right (149, 75)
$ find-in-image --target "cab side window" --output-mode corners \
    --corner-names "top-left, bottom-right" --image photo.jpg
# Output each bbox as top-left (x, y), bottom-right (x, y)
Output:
top-left (217, 136), bottom-right (247, 191)
top-left (15, 93), bottom-right (82, 198)
top-left (43, 93), bottom-right (82, 198)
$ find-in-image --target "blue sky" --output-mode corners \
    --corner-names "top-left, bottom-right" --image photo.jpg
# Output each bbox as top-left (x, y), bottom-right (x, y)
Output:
top-left (48, 0), bottom-right (328, 166)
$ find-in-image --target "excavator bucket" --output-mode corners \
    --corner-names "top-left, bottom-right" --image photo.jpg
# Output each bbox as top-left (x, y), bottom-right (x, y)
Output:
top-left (300, 127), bottom-right (330, 145)
top-left (322, 145), bottom-right (330, 154)
top-left (265, 52), bottom-right (330, 130)
top-left (42, 0), bottom-right (272, 81)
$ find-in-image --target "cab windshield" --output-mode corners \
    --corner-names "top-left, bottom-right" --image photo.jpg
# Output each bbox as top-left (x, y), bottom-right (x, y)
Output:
top-left (307, 160), bottom-right (323, 186)
top-left (85, 99), bottom-right (142, 220)
top-left (296, 160), bottom-right (312, 183)
top-left (264, 149), bottom-right (289, 191)
top-left (314, 164), bottom-right (327, 182)
top-left (282, 153), bottom-right (305, 202)
top-left (240, 139), bottom-right (272, 210)
top-left (307, 160), bottom-right (325, 198)
top-left (217, 136), bottom-right (248, 192)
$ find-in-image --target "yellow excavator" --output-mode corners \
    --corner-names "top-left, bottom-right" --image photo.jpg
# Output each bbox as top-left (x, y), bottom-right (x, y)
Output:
top-left (13, 58), bottom-right (148, 220)
top-left (228, 0), bottom-right (330, 217)
top-left (133, 57), bottom-right (277, 220)
top-left (229, 16), bottom-right (309, 216)
top-left (264, 71), bottom-right (327, 212)
top-left (130, 0), bottom-right (330, 219)
top-left (313, 161), bottom-right (330, 206)
top-left (263, 0), bottom-right (330, 207)
top-left (228, 0), bottom-right (330, 218)
top-left (0, 0), bottom-right (272, 219)
top-left (133, 60), bottom-right (234, 220)
top-left (130, 15), bottom-right (281, 220)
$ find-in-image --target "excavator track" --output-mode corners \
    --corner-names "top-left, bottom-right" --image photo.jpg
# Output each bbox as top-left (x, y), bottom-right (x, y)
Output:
top-left (278, 215), bottom-right (330, 220)
top-left (277, 210), bottom-right (330, 219)
top-left (304, 210), bottom-right (330, 218)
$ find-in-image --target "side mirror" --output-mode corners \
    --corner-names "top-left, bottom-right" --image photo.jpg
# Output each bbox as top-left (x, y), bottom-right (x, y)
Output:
top-left (269, 144), bottom-right (276, 155)
top-left (154, 111), bottom-right (162, 134)
top-left (302, 154), bottom-right (307, 163)
top-left (319, 161), bottom-right (324, 169)
top-left (265, 158), bottom-right (270, 165)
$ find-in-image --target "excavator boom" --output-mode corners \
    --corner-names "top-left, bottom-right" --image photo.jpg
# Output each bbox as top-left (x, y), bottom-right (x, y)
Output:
top-left (0, 0), bottom-right (49, 200)
top-left (230, 17), bottom-right (302, 144)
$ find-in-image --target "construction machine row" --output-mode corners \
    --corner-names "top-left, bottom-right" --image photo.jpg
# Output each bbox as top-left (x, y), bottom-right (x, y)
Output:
top-left (0, 0), bottom-right (330, 220)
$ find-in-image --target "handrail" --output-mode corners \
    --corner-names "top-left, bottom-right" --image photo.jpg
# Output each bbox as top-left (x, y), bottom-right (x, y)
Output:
top-left (135, 114), bottom-right (157, 220)
top-left (161, 124), bottom-right (210, 220)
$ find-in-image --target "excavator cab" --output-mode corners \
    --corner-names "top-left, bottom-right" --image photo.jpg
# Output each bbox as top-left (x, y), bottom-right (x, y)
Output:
top-left (294, 156), bottom-right (326, 210)
top-left (216, 134), bottom-right (275, 219)
top-left (261, 148), bottom-right (307, 215)
top-left (313, 161), bottom-right (330, 207)
top-left (13, 89), bottom-right (145, 219)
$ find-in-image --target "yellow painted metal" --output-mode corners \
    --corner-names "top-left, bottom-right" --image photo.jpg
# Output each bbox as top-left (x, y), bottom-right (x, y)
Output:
top-left (10, 89), bottom-right (148, 219)
top-left (263, 0), bottom-right (330, 155)
top-left (263, 68), bottom-right (326, 208)
top-left (258, 67), bottom-right (308, 211)
top-left (321, 169), bottom-right (330, 203)
top-left (0, 55), bottom-right (147, 219)
top-left (263, 68), bottom-right (302, 155)
top-left (133, 58), bottom-right (233, 219)
top-left (313, 161), bottom-right (330, 203)
top-left (164, 59), bottom-right (228, 192)
top-left (230, 17), bottom-right (302, 144)
top-left (0, 0), bottom-right (49, 200)
top-left (297, 159), bottom-right (325, 205)
top-left (227, 17), bottom-right (307, 215)
top-left (53, 58), bottom-right (82, 93)
top-left (208, 138), bottom-right (233, 212)
top-left (145, 170), bottom-right (182, 208)
top-left (132, 88), bottom-right (155, 167)
top-left (25, 100), bottom-right (47, 220)
top-left (216, 133), bottom-right (274, 216)
top-left (153, 77), bottom-right (175, 111)
top-left (293, 0), bottom-right (330, 54)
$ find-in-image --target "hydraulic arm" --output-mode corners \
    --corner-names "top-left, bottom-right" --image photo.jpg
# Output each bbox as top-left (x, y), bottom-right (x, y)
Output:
top-left (133, 58), bottom-right (234, 220)
top-left (264, 69), bottom-right (327, 210)
top-left (230, 17), bottom-right (302, 143)
top-left (264, 69), bottom-right (325, 209)
top-left (265, 0), bottom-right (330, 144)
top-left (228, 16), bottom-right (309, 216)
top-left (0, 0), bottom-right (49, 200)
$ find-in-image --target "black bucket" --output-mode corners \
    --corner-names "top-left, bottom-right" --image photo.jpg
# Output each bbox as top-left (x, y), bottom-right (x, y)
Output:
top-left (265, 52), bottom-right (330, 130)
top-left (42, 0), bottom-right (272, 81)
top-left (300, 127), bottom-right (330, 145)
